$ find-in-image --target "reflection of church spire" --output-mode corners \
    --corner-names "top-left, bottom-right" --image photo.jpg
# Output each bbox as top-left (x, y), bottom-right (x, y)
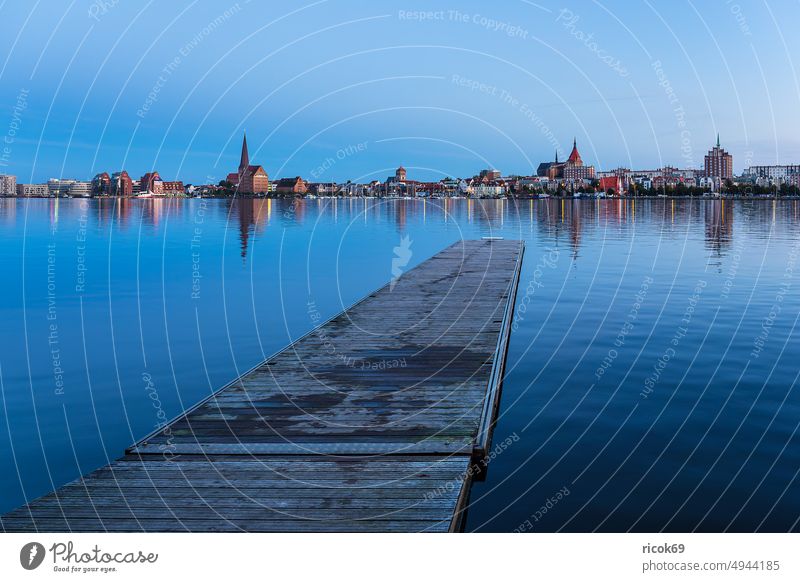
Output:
top-left (237, 198), bottom-right (254, 262)
top-left (240, 221), bottom-right (249, 261)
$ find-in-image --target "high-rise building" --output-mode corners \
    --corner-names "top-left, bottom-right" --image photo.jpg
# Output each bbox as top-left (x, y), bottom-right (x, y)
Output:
top-left (0, 174), bottom-right (16, 195)
top-left (704, 135), bottom-right (733, 180)
top-left (226, 133), bottom-right (269, 194)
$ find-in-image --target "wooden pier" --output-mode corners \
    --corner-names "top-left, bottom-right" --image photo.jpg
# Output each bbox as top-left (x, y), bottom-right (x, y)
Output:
top-left (2, 239), bottom-right (524, 533)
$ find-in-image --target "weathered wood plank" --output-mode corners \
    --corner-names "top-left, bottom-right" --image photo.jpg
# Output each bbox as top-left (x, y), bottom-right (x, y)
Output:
top-left (2, 239), bottom-right (523, 533)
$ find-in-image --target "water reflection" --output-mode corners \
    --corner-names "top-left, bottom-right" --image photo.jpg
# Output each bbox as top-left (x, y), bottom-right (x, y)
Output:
top-left (5, 197), bottom-right (800, 267)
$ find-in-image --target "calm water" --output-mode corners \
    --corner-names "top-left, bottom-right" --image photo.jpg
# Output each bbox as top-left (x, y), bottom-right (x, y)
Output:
top-left (1, 197), bottom-right (799, 532)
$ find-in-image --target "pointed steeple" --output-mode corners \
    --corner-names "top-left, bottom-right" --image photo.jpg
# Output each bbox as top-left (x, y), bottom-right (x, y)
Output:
top-left (716, 133), bottom-right (720, 148)
top-left (239, 132), bottom-right (250, 173)
top-left (555, 150), bottom-right (559, 164)
top-left (567, 137), bottom-right (582, 166)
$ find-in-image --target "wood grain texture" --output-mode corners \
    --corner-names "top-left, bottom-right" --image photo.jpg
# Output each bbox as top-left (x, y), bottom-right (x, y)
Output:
top-left (2, 239), bottom-right (523, 533)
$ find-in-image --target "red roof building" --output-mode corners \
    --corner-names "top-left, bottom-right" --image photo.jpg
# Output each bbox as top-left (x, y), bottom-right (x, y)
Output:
top-left (567, 138), bottom-right (583, 165)
top-left (230, 133), bottom-right (269, 194)
top-left (599, 176), bottom-right (622, 194)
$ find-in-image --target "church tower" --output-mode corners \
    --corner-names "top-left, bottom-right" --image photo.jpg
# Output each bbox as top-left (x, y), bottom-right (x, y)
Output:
top-left (239, 132), bottom-right (250, 175)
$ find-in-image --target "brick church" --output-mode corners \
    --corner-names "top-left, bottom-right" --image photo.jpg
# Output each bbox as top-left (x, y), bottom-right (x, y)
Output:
top-left (227, 133), bottom-right (269, 194)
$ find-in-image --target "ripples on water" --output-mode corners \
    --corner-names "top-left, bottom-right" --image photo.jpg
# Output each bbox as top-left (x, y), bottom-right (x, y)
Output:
top-left (0, 197), bottom-right (798, 531)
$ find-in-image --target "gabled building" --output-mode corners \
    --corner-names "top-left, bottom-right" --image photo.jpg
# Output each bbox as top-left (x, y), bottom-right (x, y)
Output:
top-left (562, 139), bottom-right (595, 180)
top-left (228, 133), bottom-right (269, 194)
top-left (110, 171), bottom-right (133, 196)
top-left (140, 171), bottom-right (162, 194)
top-left (92, 172), bottom-right (111, 195)
top-left (537, 139), bottom-right (595, 180)
top-left (275, 176), bottom-right (307, 196)
top-left (161, 181), bottom-right (184, 196)
top-left (599, 176), bottom-right (622, 195)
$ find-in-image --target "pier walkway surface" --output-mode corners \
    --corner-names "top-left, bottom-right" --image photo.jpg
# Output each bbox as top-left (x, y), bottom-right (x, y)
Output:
top-left (2, 239), bottom-right (524, 532)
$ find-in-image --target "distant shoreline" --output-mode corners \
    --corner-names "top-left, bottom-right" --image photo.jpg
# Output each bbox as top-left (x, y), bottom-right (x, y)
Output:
top-left (2, 194), bottom-right (800, 201)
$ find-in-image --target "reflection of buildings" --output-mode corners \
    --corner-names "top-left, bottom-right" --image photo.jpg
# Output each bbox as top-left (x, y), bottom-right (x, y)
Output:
top-left (0, 197), bottom-right (15, 224)
top-left (231, 198), bottom-right (271, 261)
top-left (704, 199), bottom-right (733, 256)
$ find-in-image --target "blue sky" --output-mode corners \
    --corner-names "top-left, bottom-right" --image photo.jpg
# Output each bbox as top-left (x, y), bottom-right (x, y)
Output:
top-left (0, 0), bottom-right (798, 183)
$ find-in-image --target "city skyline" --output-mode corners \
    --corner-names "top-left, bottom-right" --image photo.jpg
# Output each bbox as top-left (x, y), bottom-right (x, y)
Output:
top-left (0, 1), bottom-right (798, 183)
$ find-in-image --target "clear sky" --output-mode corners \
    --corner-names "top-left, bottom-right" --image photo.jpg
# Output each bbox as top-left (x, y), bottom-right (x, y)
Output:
top-left (0, 0), bottom-right (798, 183)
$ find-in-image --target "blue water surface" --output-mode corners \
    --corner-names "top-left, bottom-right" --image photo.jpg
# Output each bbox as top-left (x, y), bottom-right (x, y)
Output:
top-left (1, 197), bottom-right (798, 532)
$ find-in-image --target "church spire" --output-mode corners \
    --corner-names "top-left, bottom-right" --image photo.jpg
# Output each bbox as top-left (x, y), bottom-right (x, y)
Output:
top-left (555, 149), bottom-right (558, 164)
top-left (567, 137), bottom-right (582, 165)
top-left (239, 132), bottom-right (250, 173)
top-left (716, 133), bottom-right (720, 148)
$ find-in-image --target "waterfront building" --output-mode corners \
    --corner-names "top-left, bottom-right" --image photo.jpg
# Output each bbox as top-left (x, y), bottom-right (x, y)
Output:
top-left (227, 133), bottom-right (269, 194)
top-left (537, 139), bottom-right (595, 180)
top-left (0, 174), bottom-right (17, 195)
top-left (699, 176), bottom-right (722, 192)
top-left (275, 176), bottom-right (307, 196)
top-left (307, 182), bottom-right (339, 196)
top-left (562, 139), bottom-right (595, 180)
top-left (704, 135), bottom-right (733, 180)
top-left (599, 176), bottom-right (622, 195)
top-left (385, 166), bottom-right (408, 190)
top-left (92, 172), bottom-right (111, 195)
top-left (467, 177), bottom-right (507, 198)
top-left (16, 183), bottom-right (49, 197)
top-left (140, 171), bottom-right (162, 194)
top-left (340, 182), bottom-right (372, 197)
top-left (537, 150), bottom-right (562, 179)
top-left (69, 181), bottom-right (92, 197)
top-left (110, 170), bottom-right (133, 196)
top-left (162, 181), bottom-right (185, 196)
top-left (479, 169), bottom-right (501, 181)
top-left (743, 165), bottom-right (800, 182)
top-left (48, 178), bottom-right (78, 197)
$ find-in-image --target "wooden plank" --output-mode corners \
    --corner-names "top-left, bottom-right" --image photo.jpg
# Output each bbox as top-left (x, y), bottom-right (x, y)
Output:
top-left (2, 239), bottom-right (523, 533)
